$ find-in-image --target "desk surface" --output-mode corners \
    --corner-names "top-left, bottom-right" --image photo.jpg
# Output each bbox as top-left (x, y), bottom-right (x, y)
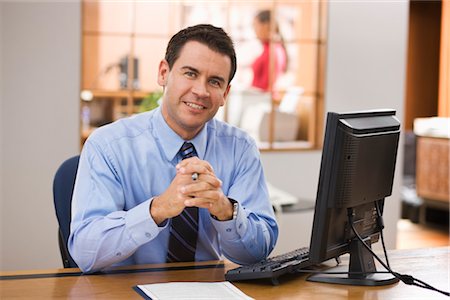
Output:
top-left (1, 247), bottom-right (449, 299)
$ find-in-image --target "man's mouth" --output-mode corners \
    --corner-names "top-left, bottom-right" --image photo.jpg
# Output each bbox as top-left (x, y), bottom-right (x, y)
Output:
top-left (184, 101), bottom-right (206, 110)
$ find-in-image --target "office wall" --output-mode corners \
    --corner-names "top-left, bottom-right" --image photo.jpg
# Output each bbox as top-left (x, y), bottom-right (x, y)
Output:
top-left (262, 1), bottom-right (408, 254)
top-left (0, 2), bottom-right (4, 267)
top-left (0, 2), bottom-right (80, 270)
top-left (0, 1), bottom-right (408, 270)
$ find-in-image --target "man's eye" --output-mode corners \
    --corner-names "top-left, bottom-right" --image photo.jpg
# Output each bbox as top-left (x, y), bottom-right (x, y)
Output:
top-left (185, 71), bottom-right (196, 78)
top-left (209, 79), bottom-right (221, 87)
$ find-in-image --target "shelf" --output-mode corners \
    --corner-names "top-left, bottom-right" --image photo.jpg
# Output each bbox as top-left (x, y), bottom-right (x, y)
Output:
top-left (88, 89), bottom-right (154, 99)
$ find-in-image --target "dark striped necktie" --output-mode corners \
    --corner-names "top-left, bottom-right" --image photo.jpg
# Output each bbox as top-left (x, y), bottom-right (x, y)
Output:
top-left (166, 142), bottom-right (199, 262)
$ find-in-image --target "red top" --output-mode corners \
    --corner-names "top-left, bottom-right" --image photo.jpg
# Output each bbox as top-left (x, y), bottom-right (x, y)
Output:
top-left (251, 42), bottom-right (287, 91)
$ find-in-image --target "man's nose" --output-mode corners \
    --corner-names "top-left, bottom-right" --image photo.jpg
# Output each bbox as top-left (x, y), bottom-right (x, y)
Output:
top-left (191, 80), bottom-right (210, 98)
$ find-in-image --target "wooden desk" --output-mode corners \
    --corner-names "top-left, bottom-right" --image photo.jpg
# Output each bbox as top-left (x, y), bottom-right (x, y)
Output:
top-left (1, 247), bottom-right (449, 299)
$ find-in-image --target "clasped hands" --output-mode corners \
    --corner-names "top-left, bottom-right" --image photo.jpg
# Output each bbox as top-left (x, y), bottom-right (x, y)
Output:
top-left (150, 157), bottom-right (234, 224)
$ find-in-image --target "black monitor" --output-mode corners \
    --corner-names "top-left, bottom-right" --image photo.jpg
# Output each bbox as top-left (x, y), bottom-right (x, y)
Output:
top-left (307, 109), bottom-right (401, 286)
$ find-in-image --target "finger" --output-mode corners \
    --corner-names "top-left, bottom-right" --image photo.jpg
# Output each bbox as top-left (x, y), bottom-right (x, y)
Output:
top-left (178, 171), bottom-right (220, 187)
top-left (184, 188), bottom-right (222, 204)
top-left (184, 197), bottom-right (214, 209)
top-left (176, 156), bottom-right (200, 167)
top-left (177, 165), bottom-right (212, 178)
top-left (180, 177), bottom-right (222, 195)
top-left (193, 173), bottom-right (222, 188)
top-left (176, 156), bottom-right (200, 171)
top-left (176, 158), bottom-right (214, 174)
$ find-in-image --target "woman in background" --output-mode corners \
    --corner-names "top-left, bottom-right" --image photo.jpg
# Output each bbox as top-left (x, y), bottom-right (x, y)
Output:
top-left (251, 10), bottom-right (288, 92)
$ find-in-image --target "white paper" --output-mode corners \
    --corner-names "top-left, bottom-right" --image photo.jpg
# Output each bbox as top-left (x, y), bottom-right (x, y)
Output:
top-left (136, 281), bottom-right (254, 300)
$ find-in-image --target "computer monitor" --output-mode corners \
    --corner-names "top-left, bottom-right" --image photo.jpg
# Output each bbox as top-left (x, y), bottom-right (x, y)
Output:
top-left (307, 109), bottom-right (401, 286)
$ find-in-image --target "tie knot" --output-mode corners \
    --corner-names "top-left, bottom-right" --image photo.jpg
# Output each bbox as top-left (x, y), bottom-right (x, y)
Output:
top-left (180, 142), bottom-right (198, 160)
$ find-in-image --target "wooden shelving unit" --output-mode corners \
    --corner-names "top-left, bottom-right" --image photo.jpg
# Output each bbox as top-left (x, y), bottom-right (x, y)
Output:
top-left (80, 1), bottom-right (327, 150)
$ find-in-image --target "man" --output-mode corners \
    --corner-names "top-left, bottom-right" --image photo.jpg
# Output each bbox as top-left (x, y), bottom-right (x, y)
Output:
top-left (69, 24), bottom-right (278, 273)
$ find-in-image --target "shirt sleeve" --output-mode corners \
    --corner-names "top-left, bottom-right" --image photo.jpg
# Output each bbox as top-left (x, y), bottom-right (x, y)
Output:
top-left (211, 140), bottom-right (279, 265)
top-left (68, 138), bottom-right (167, 273)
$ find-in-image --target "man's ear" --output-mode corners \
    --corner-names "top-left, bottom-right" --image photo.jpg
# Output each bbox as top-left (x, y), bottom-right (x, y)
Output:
top-left (157, 59), bottom-right (169, 86)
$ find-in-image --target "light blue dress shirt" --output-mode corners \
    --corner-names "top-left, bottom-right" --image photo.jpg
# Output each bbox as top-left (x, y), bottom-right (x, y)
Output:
top-left (69, 106), bottom-right (278, 273)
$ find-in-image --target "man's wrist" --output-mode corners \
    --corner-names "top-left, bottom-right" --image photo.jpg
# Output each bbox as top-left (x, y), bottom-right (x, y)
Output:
top-left (149, 196), bottom-right (166, 225)
top-left (211, 198), bottom-right (238, 221)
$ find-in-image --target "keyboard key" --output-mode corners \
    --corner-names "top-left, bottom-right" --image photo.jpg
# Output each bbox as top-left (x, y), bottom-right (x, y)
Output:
top-left (225, 247), bottom-right (311, 283)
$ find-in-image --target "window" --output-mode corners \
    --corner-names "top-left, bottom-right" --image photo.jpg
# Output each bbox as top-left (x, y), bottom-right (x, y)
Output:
top-left (80, 1), bottom-right (327, 150)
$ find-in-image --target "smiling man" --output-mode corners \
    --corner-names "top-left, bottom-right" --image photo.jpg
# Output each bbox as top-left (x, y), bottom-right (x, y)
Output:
top-left (69, 24), bottom-right (278, 273)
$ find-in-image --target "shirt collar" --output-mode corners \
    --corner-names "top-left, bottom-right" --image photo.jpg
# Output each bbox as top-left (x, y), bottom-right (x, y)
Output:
top-left (152, 105), bottom-right (208, 162)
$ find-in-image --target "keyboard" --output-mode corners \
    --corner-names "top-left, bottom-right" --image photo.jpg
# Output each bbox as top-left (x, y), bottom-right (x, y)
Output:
top-left (225, 247), bottom-right (311, 285)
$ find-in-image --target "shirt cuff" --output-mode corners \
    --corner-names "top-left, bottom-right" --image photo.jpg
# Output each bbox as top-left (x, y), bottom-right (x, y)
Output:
top-left (211, 202), bottom-right (248, 241)
top-left (124, 198), bottom-right (168, 245)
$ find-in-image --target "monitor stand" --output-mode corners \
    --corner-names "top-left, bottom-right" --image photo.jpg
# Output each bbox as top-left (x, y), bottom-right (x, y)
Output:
top-left (307, 238), bottom-right (400, 286)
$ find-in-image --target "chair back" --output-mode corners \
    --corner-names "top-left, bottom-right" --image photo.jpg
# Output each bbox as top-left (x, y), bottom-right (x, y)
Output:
top-left (53, 155), bottom-right (80, 268)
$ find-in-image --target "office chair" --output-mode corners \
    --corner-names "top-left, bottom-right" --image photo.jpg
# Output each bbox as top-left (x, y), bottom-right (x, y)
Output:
top-left (53, 155), bottom-right (80, 268)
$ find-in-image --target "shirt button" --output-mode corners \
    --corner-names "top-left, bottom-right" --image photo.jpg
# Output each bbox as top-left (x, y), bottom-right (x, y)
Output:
top-left (116, 252), bottom-right (122, 256)
top-left (226, 228), bottom-right (232, 232)
top-left (238, 223), bottom-right (243, 229)
top-left (145, 232), bottom-right (151, 238)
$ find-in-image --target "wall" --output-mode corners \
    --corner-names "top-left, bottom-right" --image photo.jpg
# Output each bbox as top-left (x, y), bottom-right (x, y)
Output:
top-left (0, 2), bottom-right (80, 270)
top-left (0, 1), bottom-right (408, 270)
top-left (263, 0), bottom-right (409, 255)
top-left (0, 2), bottom-right (4, 267)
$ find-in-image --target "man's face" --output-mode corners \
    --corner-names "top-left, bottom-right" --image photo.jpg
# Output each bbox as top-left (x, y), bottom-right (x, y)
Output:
top-left (158, 41), bottom-right (231, 140)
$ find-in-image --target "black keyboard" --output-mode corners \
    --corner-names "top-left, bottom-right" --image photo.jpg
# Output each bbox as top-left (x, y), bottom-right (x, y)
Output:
top-left (225, 247), bottom-right (311, 284)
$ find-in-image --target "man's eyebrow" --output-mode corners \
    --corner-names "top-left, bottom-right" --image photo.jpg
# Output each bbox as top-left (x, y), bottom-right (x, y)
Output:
top-left (181, 66), bottom-right (199, 73)
top-left (181, 65), bottom-right (226, 84)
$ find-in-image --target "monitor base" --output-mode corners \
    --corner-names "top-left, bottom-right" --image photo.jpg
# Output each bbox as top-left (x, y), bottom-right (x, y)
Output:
top-left (306, 264), bottom-right (399, 286)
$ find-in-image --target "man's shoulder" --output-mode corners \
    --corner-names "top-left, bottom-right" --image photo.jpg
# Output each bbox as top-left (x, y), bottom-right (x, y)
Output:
top-left (88, 110), bottom-right (155, 145)
top-left (208, 118), bottom-right (256, 146)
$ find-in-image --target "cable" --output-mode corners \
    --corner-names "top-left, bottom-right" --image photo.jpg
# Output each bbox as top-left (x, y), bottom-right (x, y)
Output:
top-left (347, 206), bottom-right (450, 297)
top-left (375, 200), bottom-right (391, 269)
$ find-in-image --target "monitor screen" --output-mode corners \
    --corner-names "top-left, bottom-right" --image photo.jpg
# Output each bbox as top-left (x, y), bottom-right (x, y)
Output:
top-left (307, 109), bottom-right (401, 286)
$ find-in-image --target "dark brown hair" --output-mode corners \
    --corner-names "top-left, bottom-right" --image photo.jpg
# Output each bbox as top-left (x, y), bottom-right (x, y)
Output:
top-left (165, 24), bottom-right (237, 84)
